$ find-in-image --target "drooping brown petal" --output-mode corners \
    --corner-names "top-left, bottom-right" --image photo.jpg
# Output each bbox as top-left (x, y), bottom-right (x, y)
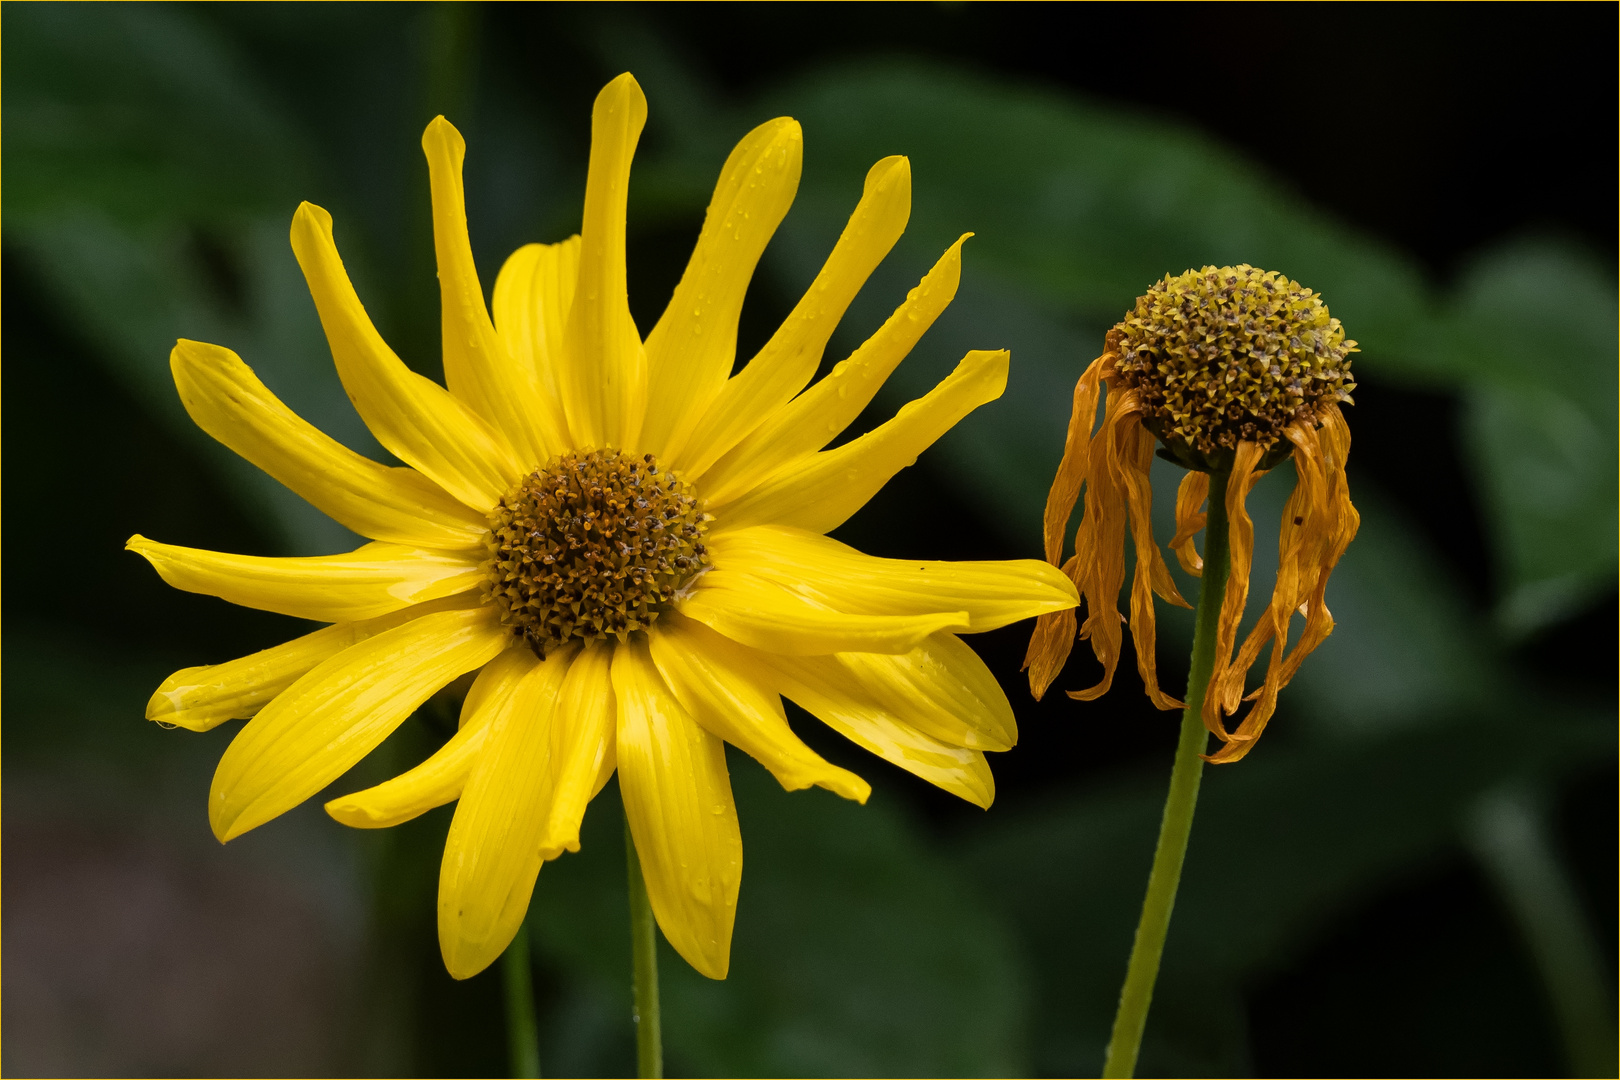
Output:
top-left (1065, 382), bottom-right (1136, 702)
top-left (1206, 406), bottom-right (1360, 762)
top-left (1201, 441), bottom-right (1265, 739)
top-left (1118, 407), bottom-right (1186, 710)
top-left (1170, 471), bottom-right (1209, 576)
top-left (1023, 556), bottom-right (1081, 700)
top-left (1040, 350), bottom-right (1112, 565)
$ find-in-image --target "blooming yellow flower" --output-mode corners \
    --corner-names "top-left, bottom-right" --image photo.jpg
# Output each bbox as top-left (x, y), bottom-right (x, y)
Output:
top-left (129, 74), bottom-right (1078, 980)
top-left (1025, 265), bottom-right (1359, 763)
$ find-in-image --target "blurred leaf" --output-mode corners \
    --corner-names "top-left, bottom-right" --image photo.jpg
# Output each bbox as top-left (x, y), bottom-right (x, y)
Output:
top-left (959, 710), bottom-right (1610, 1076)
top-left (3, 3), bottom-right (309, 224)
top-left (530, 759), bottom-right (1030, 1077)
top-left (1443, 240), bottom-right (1616, 634)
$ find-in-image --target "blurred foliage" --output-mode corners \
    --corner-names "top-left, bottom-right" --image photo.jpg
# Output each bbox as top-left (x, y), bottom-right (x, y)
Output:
top-left (4, 4), bottom-right (1613, 1077)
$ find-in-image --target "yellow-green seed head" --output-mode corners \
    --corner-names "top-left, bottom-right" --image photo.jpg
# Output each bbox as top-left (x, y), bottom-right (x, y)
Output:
top-left (484, 449), bottom-right (710, 655)
top-left (1112, 265), bottom-right (1356, 470)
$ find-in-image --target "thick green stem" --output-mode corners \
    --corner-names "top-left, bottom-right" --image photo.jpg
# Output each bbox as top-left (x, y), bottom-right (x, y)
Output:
top-left (626, 820), bottom-right (663, 1079)
top-left (502, 921), bottom-right (541, 1078)
top-left (1102, 467), bottom-right (1231, 1079)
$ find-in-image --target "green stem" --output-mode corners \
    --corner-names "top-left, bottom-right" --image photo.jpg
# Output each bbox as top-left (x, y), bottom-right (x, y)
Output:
top-left (1467, 785), bottom-right (1617, 1079)
top-left (626, 820), bottom-right (664, 1079)
top-left (502, 921), bottom-right (541, 1078)
top-left (1102, 466), bottom-right (1231, 1079)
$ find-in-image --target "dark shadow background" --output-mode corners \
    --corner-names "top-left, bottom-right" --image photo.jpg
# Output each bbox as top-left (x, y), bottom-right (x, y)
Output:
top-left (4, 3), bottom-right (1614, 1077)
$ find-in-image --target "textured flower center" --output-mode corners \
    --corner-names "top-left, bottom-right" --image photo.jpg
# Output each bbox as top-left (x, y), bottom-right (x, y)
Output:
top-left (485, 449), bottom-right (710, 655)
top-left (1113, 264), bottom-right (1356, 470)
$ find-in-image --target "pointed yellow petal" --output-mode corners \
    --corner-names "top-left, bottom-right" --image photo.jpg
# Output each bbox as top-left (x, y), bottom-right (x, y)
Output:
top-left (424, 117), bottom-right (567, 468)
top-left (650, 615), bottom-right (869, 802)
top-left (641, 118), bottom-right (802, 460)
top-left (290, 201), bottom-right (524, 509)
top-left (713, 348), bottom-right (1008, 534)
top-left (613, 638), bottom-right (741, 980)
top-left (678, 571), bottom-right (968, 655)
top-left (127, 535), bottom-right (485, 623)
top-left (700, 234), bottom-right (968, 503)
top-left (171, 339), bottom-right (488, 549)
top-left (209, 607), bottom-right (509, 842)
top-left (836, 632), bottom-right (1017, 752)
top-left (540, 638), bottom-right (617, 858)
top-left (671, 155), bottom-right (912, 478)
top-left (324, 647), bottom-right (536, 829)
top-left (704, 525), bottom-right (1076, 634)
top-left (147, 593), bottom-right (480, 732)
top-left (439, 645), bottom-right (577, 980)
top-left (753, 650), bottom-right (995, 808)
top-left (560, 74), bottom-right (648, 450)
top-left (493, 236), bottom-right (580, 414)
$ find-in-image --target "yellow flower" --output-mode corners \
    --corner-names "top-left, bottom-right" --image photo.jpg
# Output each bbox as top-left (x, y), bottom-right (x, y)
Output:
top-left (1025, 265), bottom-right (1359, 763)
top-left (129, 74), bottom-right (1078, 981)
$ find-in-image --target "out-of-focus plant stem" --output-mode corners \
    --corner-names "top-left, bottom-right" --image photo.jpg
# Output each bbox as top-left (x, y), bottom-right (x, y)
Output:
top-left (626, 820), bottom-right (663, 1078)
top-left (1467, 784), bottom-right (1617, 1079)
top-left (1103, 466), bottom-right (1231, 1078)
top-left (503, 920), bottom-right (541, 1078)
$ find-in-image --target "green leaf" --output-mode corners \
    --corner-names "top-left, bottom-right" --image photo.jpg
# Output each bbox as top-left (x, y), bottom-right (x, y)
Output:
top-left (1446, 240), bottom-right (1616, 633)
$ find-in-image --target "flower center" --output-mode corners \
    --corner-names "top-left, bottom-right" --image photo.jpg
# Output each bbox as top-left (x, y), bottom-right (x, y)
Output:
top-left (484, 449), bottom-right (710, 655)
top-left (1112, 264), bottom-right (1356, 470)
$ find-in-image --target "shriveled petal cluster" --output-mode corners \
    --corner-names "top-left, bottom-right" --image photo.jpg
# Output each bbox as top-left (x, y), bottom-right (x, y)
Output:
top-left (130, 74), bottom-right (1077, 982)
top-left (1026, 270), bottom-right (1359, 762)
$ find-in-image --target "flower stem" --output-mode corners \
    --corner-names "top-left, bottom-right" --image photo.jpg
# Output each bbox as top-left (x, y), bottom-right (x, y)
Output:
top-left (626, 819), bottom-right (663, 1078)
top-left (1102, 466), bottom-right (1231, 1079)
top-left (502, 920), bottom-right (541, 1078)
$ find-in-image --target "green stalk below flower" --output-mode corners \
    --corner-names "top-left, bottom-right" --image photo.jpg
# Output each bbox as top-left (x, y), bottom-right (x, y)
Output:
top-left (1102, 466), bottom-right (1232, 1079)
top-left (626, 820), bottom-right (664, 1079)
top-left (503, 920), bottom-right (541, 1078)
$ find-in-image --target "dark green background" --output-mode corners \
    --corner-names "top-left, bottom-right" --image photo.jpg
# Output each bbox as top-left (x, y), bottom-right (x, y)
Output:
top-left (4, 4), bottom-right (1615, 1076)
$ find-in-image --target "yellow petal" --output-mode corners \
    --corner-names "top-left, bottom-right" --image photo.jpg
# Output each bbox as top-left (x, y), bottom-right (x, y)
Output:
top-left (753, 650), bottom-right (995, 808)
top-left (127, 534), bottom-right (485, 623)
top-left (704, 525), bottom-right (1076, 634)
top-left (438, 644), bottom-right (577, 979)
top-left (559, 74), bottom-right (648, 450)
top-left (640, 119), bottom-right (803, 460)
top-left (289, 201), bottom-right (524, 509)
top-left (209, 606), bottom-right (510, 842)
top-left (699, 234), bottom-right (969, 503)
top-left (713, 348), bottom-right (1008, 534)
top-left (147, 593), bottom-right (480, 732)
top-left (678, 570), bottom-right (968, 655)
top-left (492, 236), bottom-right (581, 414)
top-left (613, 637), bottom-right (741, 980)
top-left (649, 615), bottom-right (869, 802)
top-left (323, 646), bottom-right (537, 828)
top-left (836, 632), bottom-right (1016, 752)
top-left (171, 339), bottom-right (488, 550)
top-left (424, 116), bottom-right (567, 468)
top-left (671, 155), bottom-right (912, 479)
top-left (540, 638), bottom-right (617, 858)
